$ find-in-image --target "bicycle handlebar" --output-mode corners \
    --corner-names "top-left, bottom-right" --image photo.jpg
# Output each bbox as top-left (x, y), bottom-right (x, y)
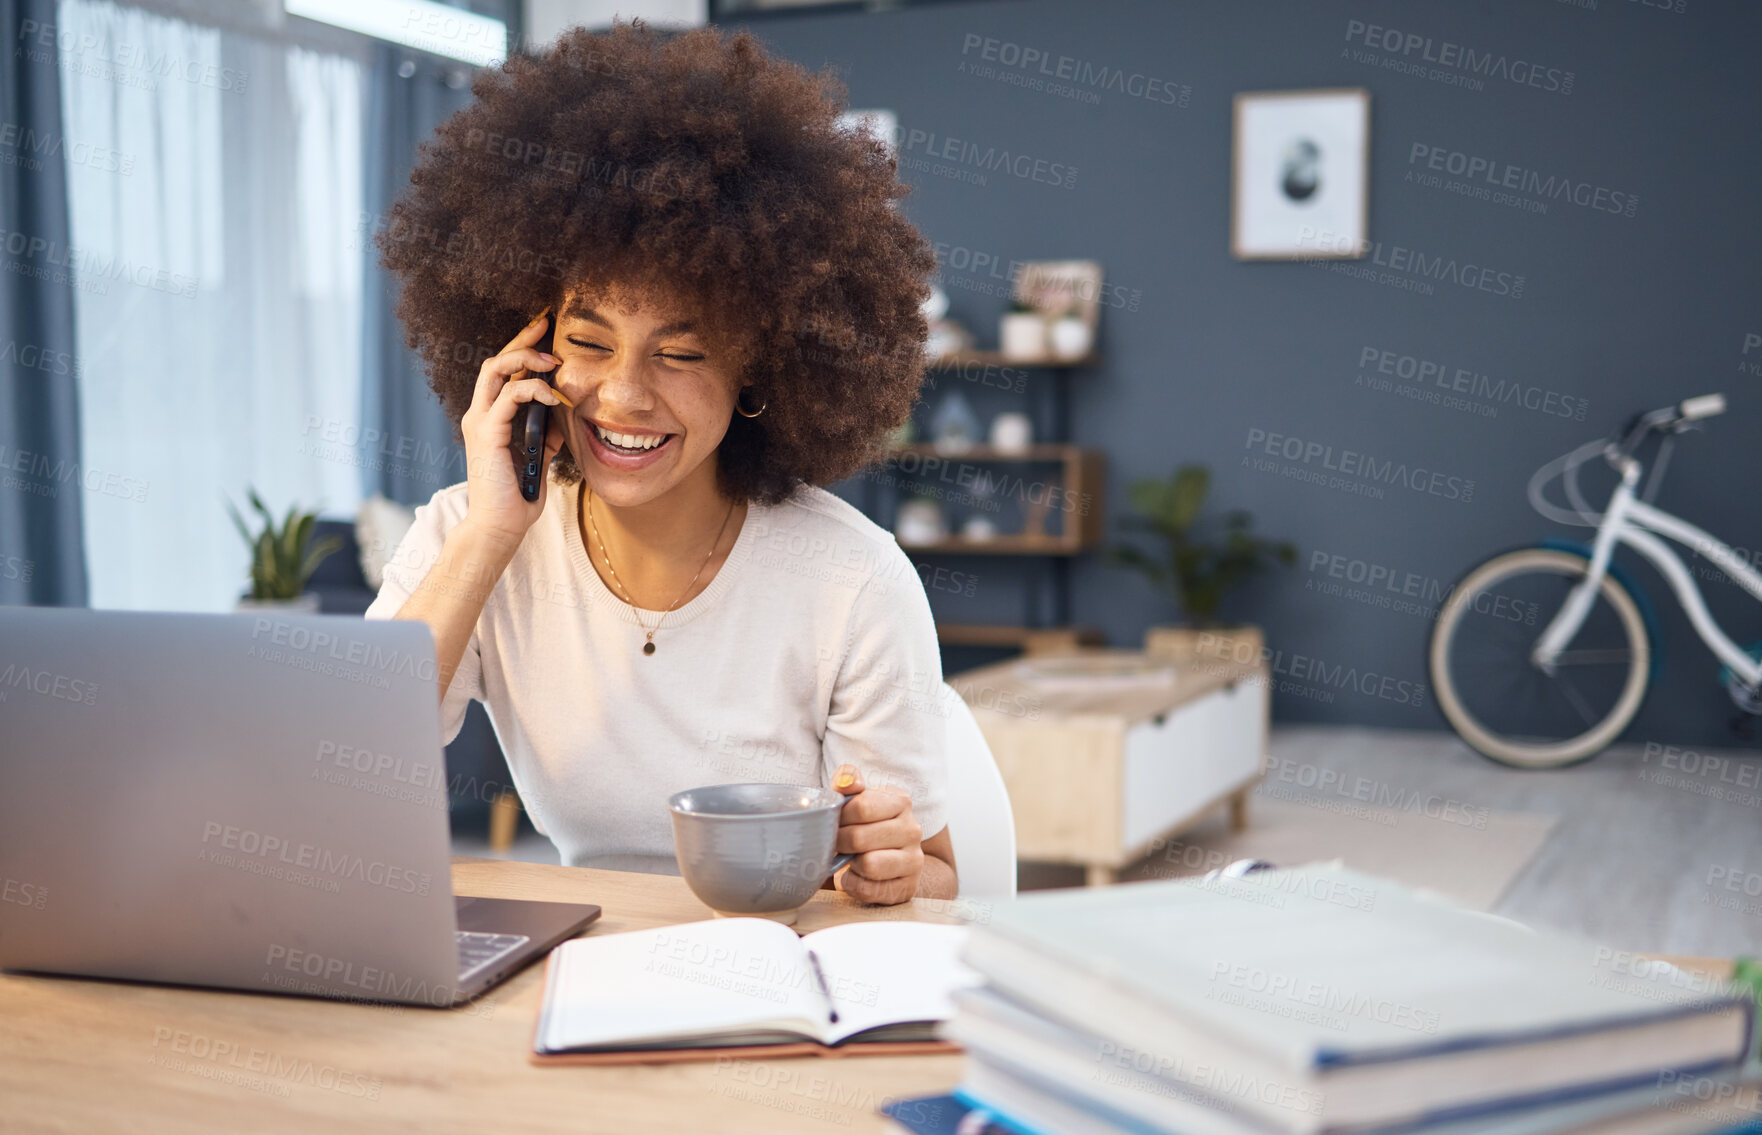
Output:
top-left (1531, 392), bottom-right (1726, 528)
top-left (1679, 393), bottom-right (1726, 421)
top-left (1608, 392), bottom-right (1726, 462)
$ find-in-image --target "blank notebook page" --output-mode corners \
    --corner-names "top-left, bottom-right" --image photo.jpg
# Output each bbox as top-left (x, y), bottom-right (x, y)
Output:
top-left (540, 919), bottom-right (828, 1051)
top-left (804, 922), bottom-right (979, 1043)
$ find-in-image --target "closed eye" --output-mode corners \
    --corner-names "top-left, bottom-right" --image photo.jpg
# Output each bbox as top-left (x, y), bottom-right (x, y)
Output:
top-left (566, 336), bottom-right (702, 362)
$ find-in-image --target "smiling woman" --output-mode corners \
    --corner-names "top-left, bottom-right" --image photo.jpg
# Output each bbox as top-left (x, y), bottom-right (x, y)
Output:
top-left (362, 19), bottom-right (955, 904)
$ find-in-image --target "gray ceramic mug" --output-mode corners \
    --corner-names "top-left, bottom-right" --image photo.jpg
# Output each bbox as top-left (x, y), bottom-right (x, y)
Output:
top-left (668, 783), bottom-right (855, 924)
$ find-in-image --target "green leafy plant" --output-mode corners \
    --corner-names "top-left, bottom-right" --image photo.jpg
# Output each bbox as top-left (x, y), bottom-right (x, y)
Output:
top-left (1107, 464), bottom-right (1296, 626)
top-left (226, 488), bottom-right (341, 602)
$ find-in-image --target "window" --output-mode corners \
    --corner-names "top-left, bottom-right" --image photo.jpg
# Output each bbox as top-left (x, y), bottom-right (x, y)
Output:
top-left (58, 0), bottom-right (366, 610)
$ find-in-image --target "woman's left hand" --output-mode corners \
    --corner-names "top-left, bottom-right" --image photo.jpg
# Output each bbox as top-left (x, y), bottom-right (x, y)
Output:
top-left (829, 764), bottom-right (924, 905)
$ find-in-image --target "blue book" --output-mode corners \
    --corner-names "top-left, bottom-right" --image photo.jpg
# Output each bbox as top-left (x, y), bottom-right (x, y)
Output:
top-left (879, 1092), bottom-right (1051, 1135)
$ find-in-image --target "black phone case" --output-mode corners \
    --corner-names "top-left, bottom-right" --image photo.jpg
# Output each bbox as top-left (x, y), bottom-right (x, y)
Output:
top-left (509, 317), bottom-right (558, 502)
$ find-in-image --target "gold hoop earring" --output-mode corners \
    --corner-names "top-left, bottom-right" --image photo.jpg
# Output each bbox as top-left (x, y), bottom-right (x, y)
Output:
top-left (735, 387), bottom-right (767, 418)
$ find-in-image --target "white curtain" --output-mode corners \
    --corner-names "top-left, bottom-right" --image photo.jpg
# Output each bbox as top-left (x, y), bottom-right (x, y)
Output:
top-left (58, 0), bottom-right (365, 611)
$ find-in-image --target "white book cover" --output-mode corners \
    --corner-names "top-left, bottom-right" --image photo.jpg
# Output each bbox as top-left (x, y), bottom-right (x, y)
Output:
top-left (965, 863), bottom-right (1752, 1073)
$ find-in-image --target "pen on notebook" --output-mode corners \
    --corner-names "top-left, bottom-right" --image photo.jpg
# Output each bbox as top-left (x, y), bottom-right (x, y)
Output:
top-left (806, 948), bottom-right (839, 1024)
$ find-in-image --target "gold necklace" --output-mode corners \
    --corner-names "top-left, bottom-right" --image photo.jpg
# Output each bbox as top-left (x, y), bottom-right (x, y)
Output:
top-left (582, 485), bottom-right (735, 656)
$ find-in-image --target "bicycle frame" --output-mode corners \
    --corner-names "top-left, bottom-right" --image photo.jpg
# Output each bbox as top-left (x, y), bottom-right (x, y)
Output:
top-left (1532, 459), bottom-right (1762, 688)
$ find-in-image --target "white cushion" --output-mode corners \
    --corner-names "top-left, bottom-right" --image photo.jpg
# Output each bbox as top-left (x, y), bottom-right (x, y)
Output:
top-left (355, 495), bottom-right (415, 591)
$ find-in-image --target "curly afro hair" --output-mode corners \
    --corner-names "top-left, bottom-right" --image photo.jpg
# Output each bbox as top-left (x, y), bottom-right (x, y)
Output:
top-left (375, 19), bottom-right (936, 505)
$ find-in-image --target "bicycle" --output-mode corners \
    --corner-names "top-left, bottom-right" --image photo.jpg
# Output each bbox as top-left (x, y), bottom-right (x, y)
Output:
top-left (1429, 393), bottom-right (1762, 768)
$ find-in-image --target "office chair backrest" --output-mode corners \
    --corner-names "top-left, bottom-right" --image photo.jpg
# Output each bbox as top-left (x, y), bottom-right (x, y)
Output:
top-left (940, 683), bottom-right (1017, 898)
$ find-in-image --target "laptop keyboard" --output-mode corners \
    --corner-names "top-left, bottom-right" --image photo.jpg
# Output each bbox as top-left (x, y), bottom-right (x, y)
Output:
top-left (455, 930), bottom-right (531, 984)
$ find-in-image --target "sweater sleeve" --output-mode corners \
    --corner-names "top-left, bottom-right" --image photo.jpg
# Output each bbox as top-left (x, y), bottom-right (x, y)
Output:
top-left (822, 551), bottom-right (949, 842)
top-left (362, 486), bottom-right (482, 746)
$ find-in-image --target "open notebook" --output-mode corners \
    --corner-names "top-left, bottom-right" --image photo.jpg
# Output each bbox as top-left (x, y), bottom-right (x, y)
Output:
top-left (532, 918), bottom-right (979, 1065)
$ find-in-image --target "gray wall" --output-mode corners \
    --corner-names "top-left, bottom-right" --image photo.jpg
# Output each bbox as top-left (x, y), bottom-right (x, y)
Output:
top-left (736, 0), bottom-right (1762, 749)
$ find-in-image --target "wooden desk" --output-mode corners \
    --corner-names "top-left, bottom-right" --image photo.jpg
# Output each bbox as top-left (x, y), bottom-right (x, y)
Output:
top-left (1, 857), bottom-right (965, 1134)
top-left (4, 862), bottom-right (1749, 1134)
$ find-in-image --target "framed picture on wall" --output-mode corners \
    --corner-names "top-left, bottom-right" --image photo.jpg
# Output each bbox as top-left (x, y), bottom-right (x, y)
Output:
top-left (1231, 88), bottom-right (1370, 260)
top-left (1013, 260), bottom-right (1104, 330)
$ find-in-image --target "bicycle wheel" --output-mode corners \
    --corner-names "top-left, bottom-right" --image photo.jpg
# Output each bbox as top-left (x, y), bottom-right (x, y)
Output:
top-left (1430, 548), bottom-right (1650, 768)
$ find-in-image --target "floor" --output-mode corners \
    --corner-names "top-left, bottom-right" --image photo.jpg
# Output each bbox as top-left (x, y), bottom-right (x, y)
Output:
top-left (1259, 726), bottom-right (1762, 960)
top-left (450, 725), bottom-right (1762, 959)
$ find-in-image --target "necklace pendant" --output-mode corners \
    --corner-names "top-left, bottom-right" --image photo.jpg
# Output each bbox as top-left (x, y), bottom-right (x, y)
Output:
top-left (642, 640), bottom-right (656, 656)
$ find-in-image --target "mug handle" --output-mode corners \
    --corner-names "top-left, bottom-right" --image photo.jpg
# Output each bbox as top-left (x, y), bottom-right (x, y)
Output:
top-left (826, 853), bottom-right (854, 879)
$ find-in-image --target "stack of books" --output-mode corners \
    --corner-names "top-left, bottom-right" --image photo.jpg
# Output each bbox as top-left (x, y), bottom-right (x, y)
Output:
top-left (883, 864), bottom-right (1762, 1135)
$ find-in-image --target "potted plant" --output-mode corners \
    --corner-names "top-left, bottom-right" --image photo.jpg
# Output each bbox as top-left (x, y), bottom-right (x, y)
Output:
top-left (1048, 302), bottom-right (1091, 361)
top-left (227, 487), bottom-right (342, 613)
top-left (1106, 464), bottom-right (1295, 664)
top-left (998, 296), bottom-right (1047, 360)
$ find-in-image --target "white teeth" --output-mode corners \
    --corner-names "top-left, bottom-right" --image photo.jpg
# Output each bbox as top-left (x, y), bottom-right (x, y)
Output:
top-left (595, 424), bottom-right (665, 451)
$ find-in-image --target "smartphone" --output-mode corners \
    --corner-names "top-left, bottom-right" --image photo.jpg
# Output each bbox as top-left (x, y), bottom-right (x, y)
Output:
top-left (508, 312), bottom-right (558, 502)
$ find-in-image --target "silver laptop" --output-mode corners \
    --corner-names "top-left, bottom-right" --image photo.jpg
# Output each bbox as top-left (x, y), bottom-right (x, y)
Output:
top-left (0, 606), bottom-right (599, 1006)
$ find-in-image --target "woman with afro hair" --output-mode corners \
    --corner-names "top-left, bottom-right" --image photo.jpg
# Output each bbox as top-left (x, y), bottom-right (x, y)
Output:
top-left (364, 19), bottom-right (956, 902)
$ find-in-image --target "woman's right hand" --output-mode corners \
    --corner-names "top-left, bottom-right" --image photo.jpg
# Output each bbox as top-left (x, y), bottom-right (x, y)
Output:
top-left (460, 308), bottom-right (568, 541)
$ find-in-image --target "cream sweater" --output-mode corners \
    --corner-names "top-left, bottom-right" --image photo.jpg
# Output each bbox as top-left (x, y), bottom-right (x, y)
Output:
top-left (364, 471), bottom-right (948, 874)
